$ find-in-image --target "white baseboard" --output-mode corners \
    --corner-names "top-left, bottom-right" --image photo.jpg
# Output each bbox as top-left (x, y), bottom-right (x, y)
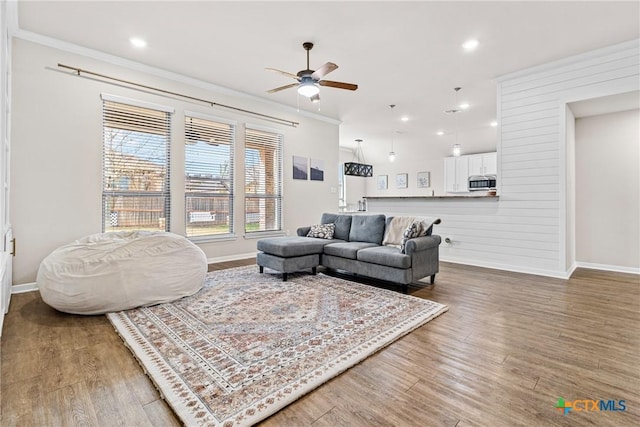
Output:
top-left (12, 282), bottom-right (38, 294)
top-left (207, 252), bottom-right (257, 265)
top-left (440, 256), bottom-right (573, 279)
top-left (575, 261), bottom-right (640, 275)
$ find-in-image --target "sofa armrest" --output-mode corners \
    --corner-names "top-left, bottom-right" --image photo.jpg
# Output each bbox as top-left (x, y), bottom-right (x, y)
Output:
top-left (405, 235), bottom-right (441, 282)
top-left (405, 235), bottom-right (441, 254)
top-left (297, 226), bottom-right (311, 236)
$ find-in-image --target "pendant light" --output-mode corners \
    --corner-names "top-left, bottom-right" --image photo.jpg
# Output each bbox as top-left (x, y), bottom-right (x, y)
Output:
top-left (445, 87), bottom-right (463, 156)
top-left (388, 104), bottom-right (396, 162)
top-left (389, 131), bottom-right (396, 162)
top-left (344, 139), bottom-right (373, 177)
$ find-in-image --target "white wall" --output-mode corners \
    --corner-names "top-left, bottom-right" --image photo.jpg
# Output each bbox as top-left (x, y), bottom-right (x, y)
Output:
top-left (370, 40), bottom-right (639, 278)
top-left (498, 39), bottom-right (639, 276)
top-left (575, 109), bottom-right (640, 269)
top-left (10, 38), bottom-right (339, 284)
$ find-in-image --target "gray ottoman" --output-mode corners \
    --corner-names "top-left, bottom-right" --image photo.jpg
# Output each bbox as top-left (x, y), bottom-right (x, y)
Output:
top-left (256, 236), bottom-right (330, 281)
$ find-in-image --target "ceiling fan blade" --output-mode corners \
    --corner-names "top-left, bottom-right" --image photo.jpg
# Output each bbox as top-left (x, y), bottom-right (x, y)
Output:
top-left (311, 62), bottom-right (338, 80)
top-left (265, 68), bottom-right (300, 80)
top-left (267, 83), bottom-right (298, 93)
top-left (310, 94), bottom-right (320, 103)
top-left (319, 80), bottom-right (358, 91)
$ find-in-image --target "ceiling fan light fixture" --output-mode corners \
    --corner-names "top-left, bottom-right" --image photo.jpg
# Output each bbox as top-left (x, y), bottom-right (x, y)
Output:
top-left (297, 79), bottom-right (320, 97)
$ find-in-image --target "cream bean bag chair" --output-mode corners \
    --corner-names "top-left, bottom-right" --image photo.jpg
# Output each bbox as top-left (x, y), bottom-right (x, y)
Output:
top-left (37, 231), bottom-right (207, 315)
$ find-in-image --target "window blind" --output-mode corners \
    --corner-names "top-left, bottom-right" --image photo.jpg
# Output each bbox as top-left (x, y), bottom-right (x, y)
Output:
top-left (245, 127), bottom-right (283, 233)
top-left (185, 113), bottom-right (235, 237)
top-left (102, 100), bottom-right (171, 232)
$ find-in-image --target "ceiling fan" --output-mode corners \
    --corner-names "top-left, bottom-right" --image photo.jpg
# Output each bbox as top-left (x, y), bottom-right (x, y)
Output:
top-left (266, 42), bottom-right (358, 102)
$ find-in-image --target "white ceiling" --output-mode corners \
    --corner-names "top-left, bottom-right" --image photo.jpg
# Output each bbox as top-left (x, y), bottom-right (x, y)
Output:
top-left (16, 1), bottom-right (640, 155)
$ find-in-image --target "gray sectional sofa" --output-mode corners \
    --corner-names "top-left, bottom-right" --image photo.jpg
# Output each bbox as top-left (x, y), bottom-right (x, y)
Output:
top-left (257, 213), bottom-right (441, 290)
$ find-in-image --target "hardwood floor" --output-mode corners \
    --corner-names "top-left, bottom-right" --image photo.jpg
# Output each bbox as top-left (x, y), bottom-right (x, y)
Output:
top-left (2, 260), bottom-right (638, 426)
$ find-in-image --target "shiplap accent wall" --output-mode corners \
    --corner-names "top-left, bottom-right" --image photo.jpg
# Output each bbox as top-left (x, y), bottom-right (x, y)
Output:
top-left (369, 39), bottom-right (640, 278)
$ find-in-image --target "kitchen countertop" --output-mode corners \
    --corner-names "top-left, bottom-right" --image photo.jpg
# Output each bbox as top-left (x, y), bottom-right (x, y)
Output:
top-left (365, 195), bottom-right (498, 199)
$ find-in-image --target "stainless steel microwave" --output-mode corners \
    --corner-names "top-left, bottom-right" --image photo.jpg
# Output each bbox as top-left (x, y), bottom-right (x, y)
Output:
top-left (468, 175), bottom-right (497, 191)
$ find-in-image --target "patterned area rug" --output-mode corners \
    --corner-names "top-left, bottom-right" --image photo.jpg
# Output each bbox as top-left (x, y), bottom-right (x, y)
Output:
top-left (107, 266), bottom-right (448, 426)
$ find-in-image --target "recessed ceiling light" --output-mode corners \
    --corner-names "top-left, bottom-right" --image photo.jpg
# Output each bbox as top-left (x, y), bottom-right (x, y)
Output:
top-left (130, 37), bottom-right (147, 48)
top-left (436, 131), bottom-right (445, 136)
top-left (490, 121), bottom-right (498, 127)
top-left (459, 103), bottom-right (470, 110)
top-left (400, 116), bottom-right (409, 122)
top-left (462, 39), bottom-right (479, 51)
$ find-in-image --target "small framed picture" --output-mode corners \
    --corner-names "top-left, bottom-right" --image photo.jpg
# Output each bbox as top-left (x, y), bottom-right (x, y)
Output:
top-left (292, 156), bottom-right (308, 180)
top-left (417, 171), bottom-right (430, 188)
top-left (310, 158), bottom-right (324, 181)
top-left (377, 174), bottom-right (388, 190)
top-left (396, 173), bottom-right (408, 189)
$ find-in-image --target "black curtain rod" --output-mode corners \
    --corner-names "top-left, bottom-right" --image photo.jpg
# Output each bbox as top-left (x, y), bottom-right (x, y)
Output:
top-left (57, 63), bottom-right (299, 128)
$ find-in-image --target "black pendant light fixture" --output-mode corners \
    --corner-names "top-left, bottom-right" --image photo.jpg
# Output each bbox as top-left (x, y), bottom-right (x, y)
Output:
top-left (344, 139), bottom-right (373, 177)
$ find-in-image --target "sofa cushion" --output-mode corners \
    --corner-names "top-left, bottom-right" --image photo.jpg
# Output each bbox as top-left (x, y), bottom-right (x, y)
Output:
top-left (349, 214), bottom-right (386, 244)
top-left (257, 236), bottom-right (337, 257)
top-left (307, 223), bottom-right (335, 239)
top-left (323, 241), bottom-right (378, 260)
top-left (357, 245), bottom-right (412, 269)
top-left (321, 213), bottom-right (352, 241)
top-left (382, 216), bottom-right (415, 247)
top-left (400, 221), bottom-right (426, 253)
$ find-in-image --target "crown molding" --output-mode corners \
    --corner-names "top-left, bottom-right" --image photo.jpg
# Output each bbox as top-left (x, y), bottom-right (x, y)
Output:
top-left (11, 28), bottom-right (342, 126)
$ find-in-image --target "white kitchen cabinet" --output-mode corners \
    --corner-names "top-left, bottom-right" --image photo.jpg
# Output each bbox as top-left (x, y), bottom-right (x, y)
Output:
top-left (468, 152), bottom-right (497, 175)
top-left (444, 156), bottom-right (469, 193)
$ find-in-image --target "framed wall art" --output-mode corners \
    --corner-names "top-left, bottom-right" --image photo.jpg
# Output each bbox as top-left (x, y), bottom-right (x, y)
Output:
top-left (396, 173), bottom-right (408, 189)
top-left (417, 171), bottom-right (430, 188)
top-left (292, 155), bottom-right (308, 180)
top-left (377, 174), bottom-right (388, 190)
top-left (310, 158), bottom-right (324, 181)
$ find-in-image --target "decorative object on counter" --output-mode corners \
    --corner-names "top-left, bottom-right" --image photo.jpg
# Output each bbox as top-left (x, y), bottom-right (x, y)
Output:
top-left (293, 155), bottom-right (308, 180)
top-left (344, 139), bottom-right (373, 177)
top-left (310, 158), bottom-right (324, 181)
top-left (357, 197), bottom-right (368, 211)
top-left (396, 173), bottom-right (408, 189)
top-left (417, 171), bottom-right (430, 188)
top-left (377, 174), bottom-right (388, 190)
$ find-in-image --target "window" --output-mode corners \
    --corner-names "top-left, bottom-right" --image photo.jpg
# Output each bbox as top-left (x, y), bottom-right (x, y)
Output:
top-left (185, 112), bottom-right (235, 238)
top-left (245, 127), bottom-right (283, 233)
top-left (102, 96), bottom-right (172, 232)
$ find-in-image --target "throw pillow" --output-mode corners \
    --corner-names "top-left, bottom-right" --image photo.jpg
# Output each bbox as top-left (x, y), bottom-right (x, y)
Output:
top-left (307, 223), bottom-right (335, 239)
top-left (400, 221), bottom-right (424, 253)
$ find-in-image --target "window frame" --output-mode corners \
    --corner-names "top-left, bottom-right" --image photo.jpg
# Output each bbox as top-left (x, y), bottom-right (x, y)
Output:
top-left (244, 125), bottom-right (284, 235)
top-left (101, 94), bottom-right (173, 233)
top-left (184, 111), bottom-right (236, 241)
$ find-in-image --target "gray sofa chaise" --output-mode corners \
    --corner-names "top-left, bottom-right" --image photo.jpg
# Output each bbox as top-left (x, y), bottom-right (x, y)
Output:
top-left (257, 213), bottom-right (441, 289)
